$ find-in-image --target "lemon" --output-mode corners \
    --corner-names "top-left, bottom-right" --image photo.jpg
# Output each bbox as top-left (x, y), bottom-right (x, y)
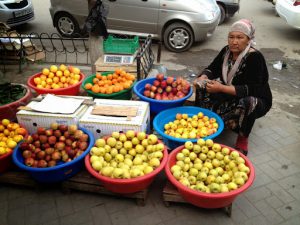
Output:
top-left (2, 119), bottom-right (10, 126)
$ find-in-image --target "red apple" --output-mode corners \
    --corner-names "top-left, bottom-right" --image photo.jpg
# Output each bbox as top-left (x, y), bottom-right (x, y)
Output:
top-left (171, 82), bottom-right (178, 88)
top-left (39, 135), bottom-right (48, 144)
top-left (55, 142), bottom-right (65, 151)
top-left (65, 139), bottom-right (73, 146)
top-left (51, 151), bottom-right (61, 161)
top-left (156, 73), bottom-right (164, 81)
top-left (37, 151), bottom-right (46, 159)
top-left (166, 77), bottom-right (174, 85)
top-left (157, 87), bottom-right (163, 94)
top-left (19, 142), bottom-right (29, 151)
top-left (59, 136), bottom-right (66, 142)
top-left (45, 155), bottom-right (51, 162)
top-left (48, 136), bottom-right (57, 145)
top-left (31, 133), bottom-right (39, 141)
top-left (53, 130), bottom-right (62, 138)
top-left (22, 150), bottom-right (32, 159)
top-left (143, 90), bottom-right (150, 97)
top-left (78, 142), bottom-right (88, 151)
top-left (68, 124), bottom-right (78, 134)
top-left (50, 122), bottom-right (58, 130)
top-left (149, 91), bottom-right (155, 99)
top-left (37, 127), bottom-right (46, 135)
top-left (64, 131), bottom-right (70, 139)
top-left (154, 93), bottom-right (162, 100)
top-left (45, 129), bottom-right (53, 136)
top-left (45, 147), bottom-right (55, 155)
top-left (160, 80), bottom-right (167, 89)
top-left (153, 80), bottom-right (160, 87)
top-left (144, 83), bottom-right (151, 90)
top-left (150, 85), bottom-right (157, 93)
top-left (74, 130), bottom-right (84, 139)
top-left (166, 86), bottom-right (172, 93)
top-left (79, 134), bottom-right (89, 142)
top-left (25, 158), bottom-right (34, 167)
top-left (48, 160), bottom-right (57, 167)
top-left (26, 135), bottom-right (33, 144)
top-left (37, 160), bottom-right (47, 168)
top-left (33, 140), bottom-right (41, 148)
top-left (58, 124), bottom-right (68, 132)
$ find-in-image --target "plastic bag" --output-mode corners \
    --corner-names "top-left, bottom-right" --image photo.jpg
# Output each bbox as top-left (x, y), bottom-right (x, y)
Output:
top-left (83, 0), bottom-right (109, 37)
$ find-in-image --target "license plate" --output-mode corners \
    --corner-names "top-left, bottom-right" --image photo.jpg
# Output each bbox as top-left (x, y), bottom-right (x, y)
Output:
top-left (14, 8), bottom-right (32, 18)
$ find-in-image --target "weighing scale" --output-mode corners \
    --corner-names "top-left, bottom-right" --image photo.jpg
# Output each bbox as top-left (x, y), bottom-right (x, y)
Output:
top-left (104, 54), bottom-right (136, 64)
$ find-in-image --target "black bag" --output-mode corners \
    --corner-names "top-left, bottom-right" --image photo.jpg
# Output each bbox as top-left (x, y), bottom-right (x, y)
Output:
top-left (83, 0), bottom-right (109, 37)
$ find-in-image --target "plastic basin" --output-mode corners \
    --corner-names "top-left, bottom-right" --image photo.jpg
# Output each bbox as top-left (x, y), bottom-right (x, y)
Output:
top-left (153, 106), bottom-right (224, 150)
top-left (82, 72), bottom-right (135, 100)
top-left (85, 141), bottom-right (168, 194)
top-left (27, 72), bottom-right (85, 96)
top-left (133, 77), bottom-right (193, 114)
top-left (0, 150), bottom-right (14, 173)
top-left (165, 144), bottom-right (255, 209)
top-left (12, 127), bottom-right (95, 183)
top-left (0, 83), bottom-right (32, 121)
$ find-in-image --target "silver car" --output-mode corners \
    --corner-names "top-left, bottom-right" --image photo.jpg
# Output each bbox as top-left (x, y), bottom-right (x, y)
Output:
top-left (0, 0), bottom-right (34, 27)
top-left (49, 0), bottom-right (220, 52)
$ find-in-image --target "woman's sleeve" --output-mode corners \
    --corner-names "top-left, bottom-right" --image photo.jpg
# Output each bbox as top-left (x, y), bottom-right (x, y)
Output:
top-left (201, 47), bottom-right (227, 80)
top-left (235, 52), bottom-right (269, 98)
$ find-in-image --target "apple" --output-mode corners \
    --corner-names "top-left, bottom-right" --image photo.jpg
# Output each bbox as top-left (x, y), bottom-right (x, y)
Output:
top-left (144, 83), bottom-right (151, 90)
top-left (166, 76), bottom-right (174, 85)
top-left (156, 73), bottom-right (164, 81)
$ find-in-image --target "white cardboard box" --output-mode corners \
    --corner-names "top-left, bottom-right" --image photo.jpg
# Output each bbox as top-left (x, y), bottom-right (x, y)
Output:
top-left (79, 99), bottom-right (150, 139)
top-left (16, 95), bottom-right (92, 134)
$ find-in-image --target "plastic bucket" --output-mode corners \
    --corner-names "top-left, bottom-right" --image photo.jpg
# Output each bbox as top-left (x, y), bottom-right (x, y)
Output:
top-left (153, 106), bottom-right (224, 150)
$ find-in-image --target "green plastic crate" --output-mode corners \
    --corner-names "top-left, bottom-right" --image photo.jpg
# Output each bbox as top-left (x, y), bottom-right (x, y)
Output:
top-left (103, 35), bottom-right (139, 54)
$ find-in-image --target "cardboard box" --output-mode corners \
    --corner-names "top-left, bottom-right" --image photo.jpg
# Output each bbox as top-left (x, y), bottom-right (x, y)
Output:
top-left (16, 95), bottom-right (92, 134)
top-left (79, 99), bottom-right (150, 139)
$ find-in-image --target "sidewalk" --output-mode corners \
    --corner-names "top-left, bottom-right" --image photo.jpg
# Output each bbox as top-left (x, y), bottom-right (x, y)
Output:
top-left (0, 49), bottom-right (300, 225)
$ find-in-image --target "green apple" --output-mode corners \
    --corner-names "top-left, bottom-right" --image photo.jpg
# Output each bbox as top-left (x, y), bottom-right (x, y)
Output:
top-left (135, 144), bottom-right (144, 154)
top-left (183, 164), bottom-right (190, 172)
top-left (90, 155), bottom-right (100, 163)
top-left (197, 138), bottom-right (206, 146)
top-left (184, 141), bottom-right (194, 150)
top-left (203, 162), bottom-right (213, 170)
top-left (149, 158), bottom-right (160, 167)
top-left (216, 167), bottom-right (224, 176)
top-left (205, 175), bottom-right (215, 185)
top-left (101, 166), bottom-right (114, 177)
top-left (220, 184), bottom-right (229, 193)
top-left (230, 150), bottom-right (240, 160)
top-left (209, 169), bottom-right (218, 177)
top-left (193, 163), bottom-right (202, 170)
top-left (110, 148), bottom-right (118, 157)
top-left (176, 160), bottom-right (185, 168)
top-left (111, 132), bottom-right (120, 140)
top-left (221, 147), bottom-right (230, 155)
top-left (130, 168), bottom-right (142, 178)
top-left (92, 160), bottom-right (102, 171)
top-left (119, 148), bottom-right (127, 155)
top-left (125, 130), bottom-right (135, 140)
top-left (144, 166), bottom-right (154, 174)
top-left (227, 182), bottom-right (238, 191)
top-left (224, 155), bottom-right (231, 164)
top-left (104, 153), bottom-right (112, 162)
top-left (95, 138), bottom-right (106, 147)
top-left (197, 171), bottom-right (207, 182)
top-left (119, 133), bottom-right (127, 142)
top-left (188, 176), bottom-right (197, 185)
top-left (112, 168), bottom-right (124, 178)
top-left (133, 156), bottom-right (143, 165)
top-left (199, 153), bottom-right (207, 161)
top-left (123, 141), bottom-right (133, 150)
top-left (215, 176), bottom-right (224, 184)
top-left (189, 152), bottom-right (197, 161)
top-left (236, 156), bottom-right (245, 164)
top-left (201, 146), bottom-right (209, 154)
top-left (128, 149), bottom-right (137, 156)
top-left (176, 152), bottom-right (185, 161)
top-left (115, 154), bottom-right (124, 163)
top-left (207, 150), bottom-right (216, 159)
top-left (154, 151), bottom-right (163, 160)
top-left (156, 143), bottom-right (165, 151)
top-left (193, 144), bottom-right (201, 154)
top-left (107, 137), bottom-right (117, 147)
top-left (137, 131), bottom-right (146, 141)
top-left (234, 177), bottom-right (245, 187)
top-left (181, 148), bottom-right (190, 157)
top-left (212, 158), bottom-right (220, 168)
top-left (201, 166), bottom-right (209, 174)
top-left (171, 165), bottom-right (182, 173)
top-left (179, 178), bottom-right (190, 187)
top-left (205, 139), bottom-right (214, 148)
top-left (189, 168), bottom-right (199, 177)
top-left (173, 170), bottom-right (182, 180)
top-left (215, 152), bottom-right (224, 160)
top-left (147, 134), bottom-right (158, 145)
top-left (212, 143), bottom-right (222, 152)
top-left (124, 158), bottom-right (133, 167)
top-left (209, 183), bottom-right (221, 193)
top-left (131, 137), bottom-right (140, 146)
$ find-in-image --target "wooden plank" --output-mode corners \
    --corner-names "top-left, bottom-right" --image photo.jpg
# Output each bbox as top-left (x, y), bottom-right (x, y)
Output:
top-left (163, 181), bottom-right (187, 204)
top-left (0, 170), bottom-right (39, 187)
top-left (91, 105), bottom-right (138, 117)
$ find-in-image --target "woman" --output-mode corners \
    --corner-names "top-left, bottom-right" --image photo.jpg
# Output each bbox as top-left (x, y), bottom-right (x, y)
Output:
top-left (194, 19), bottom-right (272, 156)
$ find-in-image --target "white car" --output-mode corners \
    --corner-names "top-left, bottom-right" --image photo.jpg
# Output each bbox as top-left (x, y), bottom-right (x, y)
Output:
top-left (276, 0), bottom-right (300, 29)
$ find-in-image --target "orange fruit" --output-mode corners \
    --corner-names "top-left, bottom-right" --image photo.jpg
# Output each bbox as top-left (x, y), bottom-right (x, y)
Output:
top-left (91, 85), bottom-right (100, 93)
top-left (64, 70), bottom-right (70, 77)
top-left (56, 71), bottom-right (63, 77)
top-left (85, 83), bottom-right (92, 90)
top-left (50, 65), bottom-right (58, 73)
top-left (107, 74), bottom-right (113, 80)
top-left (115, 68), bottom-right (122, 75)
top-left (93, 78), bottom-right (99, 84)
top-left (42, 68), bottom-right (50, 76)
top-left (96, 73), bottom-right (102, 79)
top-left (48, 72), bottom-right (55, 78)
top-left (59, 64), bottom-right (67, 72)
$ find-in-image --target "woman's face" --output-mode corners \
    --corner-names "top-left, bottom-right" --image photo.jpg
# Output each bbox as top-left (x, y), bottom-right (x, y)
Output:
top-left (228, 31), bottom-right (250, 55)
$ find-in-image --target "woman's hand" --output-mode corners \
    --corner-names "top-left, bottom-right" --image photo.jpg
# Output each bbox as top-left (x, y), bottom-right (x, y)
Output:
top-left (193, 74), bottom-right (209, 87)
top-left (206, 80), bottom-right (224, 93)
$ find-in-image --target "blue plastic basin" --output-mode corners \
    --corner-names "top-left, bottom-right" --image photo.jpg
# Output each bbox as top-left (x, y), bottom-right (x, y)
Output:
top-left (133, 77), bottom-right (193, 114)
top-left (153, 106), bottom-right (224, 150)
top-left (12, 127), bottom-right (95, 183)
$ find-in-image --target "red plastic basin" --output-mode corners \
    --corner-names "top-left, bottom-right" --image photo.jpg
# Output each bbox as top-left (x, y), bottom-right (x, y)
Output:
top-left (27, 72), bottom-right (85, 96)
top-left (85, 141), bottom-right (168, 194)
top-left (0, 150), bottom-right (14, 173)
top-left (0, 83), bottom-right (32, 121)
top-left (165, 144), bottom-right (255, 209)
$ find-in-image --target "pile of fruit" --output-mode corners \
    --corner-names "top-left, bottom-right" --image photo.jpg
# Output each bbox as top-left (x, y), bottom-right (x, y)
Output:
top-left (89, 131), bottom-right (165, 179)
top-left (84, 69), bottom-right (135, 94)
top-left (18, 124), bottom-right (89, 168)
top-left (143, 74), bottom-right (191, 100)
top-left (164, 112), bottom-right (219, 139)
top-left (170, 139), bottom-right (250, 193)
top-left (33, 64), bottom-right (81, 89)
top-left (0, 83), bottom-right (27, 106)
top-left (0, 119), bottom-right (27, 156)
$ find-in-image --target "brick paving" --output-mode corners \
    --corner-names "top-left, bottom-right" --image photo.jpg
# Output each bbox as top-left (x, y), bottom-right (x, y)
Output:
top-left (1, 58), bottom-right (300, 225)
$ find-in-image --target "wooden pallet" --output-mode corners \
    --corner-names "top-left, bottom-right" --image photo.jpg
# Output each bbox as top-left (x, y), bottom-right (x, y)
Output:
top-left (61, 170), bottom-right (148, 206)
top-left (162, 181), bottom-right (232, 217)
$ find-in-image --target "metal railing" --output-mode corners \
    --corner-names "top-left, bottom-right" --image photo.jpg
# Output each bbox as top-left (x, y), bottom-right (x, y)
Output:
top-left (0, 31), bottom-right (160, 79)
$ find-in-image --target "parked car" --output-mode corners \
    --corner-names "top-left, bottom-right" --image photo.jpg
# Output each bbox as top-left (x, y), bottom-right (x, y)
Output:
top-left (49, 0), bottom-right (221, 53)
top-left (0, 0), bottom-right (34, 27)
top-left (217, 0), bottom-right (240, 24)
top-left (276, 0), bottom-right (300, 29)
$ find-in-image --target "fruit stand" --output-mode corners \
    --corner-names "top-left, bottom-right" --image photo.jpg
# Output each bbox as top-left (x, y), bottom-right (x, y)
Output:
top-left (0, 35), bottom-right (256, 215)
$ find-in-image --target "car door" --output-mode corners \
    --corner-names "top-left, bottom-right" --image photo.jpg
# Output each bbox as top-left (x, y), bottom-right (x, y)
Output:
top-left (103, 0), bottom-right (160, 34)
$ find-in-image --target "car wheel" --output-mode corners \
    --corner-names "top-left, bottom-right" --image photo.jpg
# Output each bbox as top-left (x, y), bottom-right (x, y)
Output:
top-left (163, 23), bottom-right (194, 53)
top-left (54, 12), bottom-right (81, 37)
top-left (218, 4), bottom-right (226, 25)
